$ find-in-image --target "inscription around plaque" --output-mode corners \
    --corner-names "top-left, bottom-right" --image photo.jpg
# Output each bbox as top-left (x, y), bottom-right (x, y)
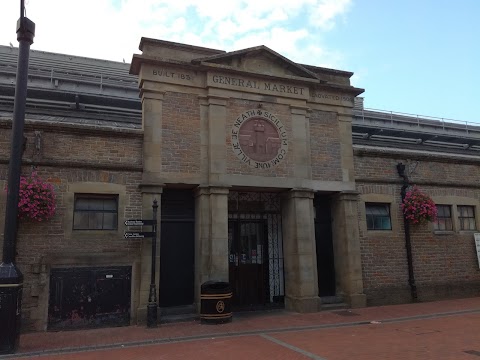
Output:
top-left (231, 109), bottom-right (288, 169)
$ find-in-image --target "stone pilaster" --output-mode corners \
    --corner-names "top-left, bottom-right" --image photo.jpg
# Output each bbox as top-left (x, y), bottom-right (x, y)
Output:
top-left (282, 189), bottom-right (320, 312)
top-left (136, 184), bottom-right (164, 324)
top-left (338, 113), bottom-right (355, 183)
top-left (207, 96), bottom-right (228, 184)
top-left (331, 191), bottom-right (367, 308)
top-left (141, 89), bottom-right (165, 175)
top-left (290, 106), bottom-right (312, 179)
top-left (194, 186), bottom-right (229, 310)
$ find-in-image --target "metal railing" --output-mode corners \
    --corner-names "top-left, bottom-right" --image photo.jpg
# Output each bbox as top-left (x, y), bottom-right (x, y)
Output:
top-left (354, 107), bottom-right (480, 136)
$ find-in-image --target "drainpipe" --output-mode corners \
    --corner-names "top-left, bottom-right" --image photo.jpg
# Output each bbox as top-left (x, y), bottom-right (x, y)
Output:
top-left (396, 163), bottom-right (418, 302)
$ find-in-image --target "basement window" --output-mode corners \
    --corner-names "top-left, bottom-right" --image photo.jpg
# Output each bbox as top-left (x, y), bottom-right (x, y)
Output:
top-left (73, 194), bottom-right (118, 230)
top-left (365, 203), bottom-right (392, 230)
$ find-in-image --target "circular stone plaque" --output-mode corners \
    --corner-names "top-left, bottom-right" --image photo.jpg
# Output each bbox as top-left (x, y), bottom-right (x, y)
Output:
top-left (231, 109), bottom-right (288, 169)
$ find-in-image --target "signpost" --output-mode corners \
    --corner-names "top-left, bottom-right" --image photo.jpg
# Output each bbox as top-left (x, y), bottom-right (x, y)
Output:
top-left (124, 232), bottom-right (155, 239)
top-left (124, 220), bottom-right (156, 227)
top-left (124, 200), bottom-right (158, 327)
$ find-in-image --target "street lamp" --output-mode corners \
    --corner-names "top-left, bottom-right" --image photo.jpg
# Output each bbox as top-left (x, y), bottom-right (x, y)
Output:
top-left (396, 162), bottom-right (418, 302)
top-left (0, 0), bottom-right (35, 354)
top-left (147, 199), bottom-right (159, 327)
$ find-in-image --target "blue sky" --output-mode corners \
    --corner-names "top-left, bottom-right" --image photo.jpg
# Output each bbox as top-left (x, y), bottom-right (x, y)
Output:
top-left (0, 0), bottom-right (478, 122)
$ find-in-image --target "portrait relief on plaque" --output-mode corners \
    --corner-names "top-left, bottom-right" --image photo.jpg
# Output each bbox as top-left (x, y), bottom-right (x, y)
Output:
top-left (231, 109), bottom-right (288, 169)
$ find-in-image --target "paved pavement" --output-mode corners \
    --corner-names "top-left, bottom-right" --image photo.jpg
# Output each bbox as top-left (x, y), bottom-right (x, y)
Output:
top-left (2, 297), bottom-right (480, 359)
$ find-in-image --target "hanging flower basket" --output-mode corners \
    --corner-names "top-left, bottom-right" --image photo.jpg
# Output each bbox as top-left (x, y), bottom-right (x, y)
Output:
top-left (401, 186), bottom-right (437, 225)
top-left (15, 172), bottom-right (56, 222)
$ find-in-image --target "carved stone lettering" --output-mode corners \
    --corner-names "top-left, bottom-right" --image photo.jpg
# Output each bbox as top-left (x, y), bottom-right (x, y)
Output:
top-left (152, 69), bottom-right (193, 81)
top-left (311, 92), bottom-right (353, 103)
top-left (210, 74), bottom-right (306, 97)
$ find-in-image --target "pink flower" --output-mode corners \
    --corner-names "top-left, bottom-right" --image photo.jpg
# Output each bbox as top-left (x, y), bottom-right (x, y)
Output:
top-left (402, 186), bottom-right (437, 225)
top-left (4, 172), bottom-right (56, 222)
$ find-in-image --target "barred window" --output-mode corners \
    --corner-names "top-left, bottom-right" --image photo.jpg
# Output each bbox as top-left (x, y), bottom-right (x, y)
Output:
top-left (458, 205), bottom-right (476, 231)
top-left (434, 205), bottom-right (453, 231)
top-left (365, 203), bottom-right (392, 230)
top-left (73, 194), bottom-right (118, 230)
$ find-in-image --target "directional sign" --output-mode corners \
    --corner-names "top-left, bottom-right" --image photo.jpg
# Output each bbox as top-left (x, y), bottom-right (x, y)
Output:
top-left (475, 233), bottom-right (480, 269)
top-left (124, 231), bottom-right (155, 239)
top-left (124, 219), bottom-right (157, 226)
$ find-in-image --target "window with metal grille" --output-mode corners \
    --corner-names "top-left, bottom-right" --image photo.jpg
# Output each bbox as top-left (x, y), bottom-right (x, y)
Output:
top-left (365, 203), bottom-right (392, 230)
top-left (73, 194), bottom-right (118, 230)
top-left (434, 205), bottom-right (453, 231)
top-left (458, 205), bottom-right (476, 231)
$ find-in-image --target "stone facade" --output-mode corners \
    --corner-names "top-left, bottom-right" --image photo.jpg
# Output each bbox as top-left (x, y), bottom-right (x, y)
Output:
top-left (130, 38), bottom-right (366, 315)
top-left (1, 38), bottom-right (479, 333)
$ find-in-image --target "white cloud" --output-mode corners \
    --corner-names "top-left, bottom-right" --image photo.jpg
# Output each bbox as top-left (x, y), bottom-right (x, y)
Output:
top-left (309, 0), bottom-right (352, 29)
top-left (0, 0), bottom-right (352, 68)
top-left (350, 68), bottom-right (368, 87)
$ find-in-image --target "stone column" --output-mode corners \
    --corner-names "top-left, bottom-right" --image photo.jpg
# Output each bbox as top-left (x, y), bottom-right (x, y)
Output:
top-left (282, 189), bottom-right (320, 312)
top-left (141, 88), bottom-right (164, 179)
top-left (331, 191), bottom-right (367, 308)
top-left (194, 186), bottom-right (229, 310)
top-left (136, 184), bottom-right (163, 324)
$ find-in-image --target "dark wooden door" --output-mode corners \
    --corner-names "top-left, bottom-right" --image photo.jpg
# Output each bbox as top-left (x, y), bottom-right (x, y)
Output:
top-left (228, 221), bottom-right (267, 309)
top-left (159, 189), bottom-right (195, 307)
top-left (314, 195), bottom-right (336, 297)
top-left (159, 221), bottom-right (194, 307)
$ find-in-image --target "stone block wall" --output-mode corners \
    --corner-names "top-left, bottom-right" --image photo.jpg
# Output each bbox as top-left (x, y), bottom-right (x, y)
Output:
top-left (355, 151), bottom-right (480, 305)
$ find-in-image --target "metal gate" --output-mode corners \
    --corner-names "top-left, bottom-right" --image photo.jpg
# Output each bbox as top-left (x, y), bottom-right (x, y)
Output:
top-left (228, 191), bottom-right (284, 309)
top-left (48, 266), bottom-right (131, 330)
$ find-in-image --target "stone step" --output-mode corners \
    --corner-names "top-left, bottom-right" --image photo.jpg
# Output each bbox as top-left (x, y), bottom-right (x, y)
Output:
top-left (159, 304), bottom-right (196, 317)
top-left (159, 304), bottom-right (198, 324)
top-left (320, 302), bottom-right (349, 311)
top-left (160, 313), bottom-right (198, 324)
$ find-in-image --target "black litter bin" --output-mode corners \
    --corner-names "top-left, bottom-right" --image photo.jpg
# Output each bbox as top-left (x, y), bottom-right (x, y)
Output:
top-left (0, 264), bottom-right (23, 355)
top-left (200, 281), bottom-right (232, 324)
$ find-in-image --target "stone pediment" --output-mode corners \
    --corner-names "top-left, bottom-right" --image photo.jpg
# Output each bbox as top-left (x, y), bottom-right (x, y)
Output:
top-left (191, 46), bottom-right (319, 80)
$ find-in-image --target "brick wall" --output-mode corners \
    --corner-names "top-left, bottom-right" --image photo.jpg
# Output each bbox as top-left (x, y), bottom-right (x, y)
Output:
top-left (161, 92), bottom-right (201, 174)
top-left (355, 151), bottom-right (480, 305)
top-left (309, 110), bottom-right (342, 182)
top-left (0, 122), bottom-right (143, 331)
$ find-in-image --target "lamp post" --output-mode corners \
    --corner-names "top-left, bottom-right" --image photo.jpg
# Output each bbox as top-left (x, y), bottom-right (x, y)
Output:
top-left (396, 162), bottom-right (418, 302)
top-left (0, 0), bottom-right (35, 354)
top-left (147, 199), bottom-right (158, 327)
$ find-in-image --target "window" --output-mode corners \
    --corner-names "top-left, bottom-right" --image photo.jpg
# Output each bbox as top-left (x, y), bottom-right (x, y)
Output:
top-left (434, 205), bottom-right (453, 231)
top-left (365, 203), bottom-right (392, 230)
top-left (458, 205), bottom-right (476, 231)
top-left (73, 194), bottom-right (118, 230)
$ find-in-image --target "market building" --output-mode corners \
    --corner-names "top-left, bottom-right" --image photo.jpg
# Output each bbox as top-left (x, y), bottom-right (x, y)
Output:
top-left (0, 38), bottom-right (479, 332)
